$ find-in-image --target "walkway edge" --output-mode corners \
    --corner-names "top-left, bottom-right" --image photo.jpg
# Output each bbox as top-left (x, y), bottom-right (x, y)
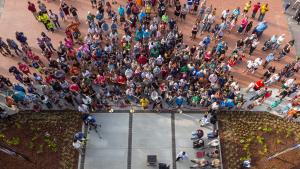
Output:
top-left (171, 113), bottom-right (176, 169)
top-left (78, 123), bottom-right (88, 169)
top-left (127, 113), bottom-right (133, 169)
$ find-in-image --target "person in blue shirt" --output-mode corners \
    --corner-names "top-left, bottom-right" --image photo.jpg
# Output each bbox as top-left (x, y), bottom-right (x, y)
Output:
top-left (202, 35), bottom-right (211, 49)
top-left (231, 7), bottom-right (241, 20)
top-left (143, 29), bottom-right (151, 41)
top-left (118, 5), bottom-right (125, 18)
top-left (263, 53), bottom-right (275, 68)
top-left (187, 0), bottom-right (193, 13)
top-left (216, 41), bottom-right (224, 54)
top-left (135, 28), bottom-right (144, 41)
top-left (253, 21), bottom-right (268, 38)
top-left (176, 95), bottom-right (184, 108)
top-left (138, 10), bottom-right (146, 23)
top-left (74, 132), bottom-right (85, 142)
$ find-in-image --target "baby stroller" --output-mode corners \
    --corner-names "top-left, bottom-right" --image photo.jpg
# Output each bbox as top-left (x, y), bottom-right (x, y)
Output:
top-left (191, 129), bottom-right (204, 140)
top-left (0, 107), bottom-right (8, 120)
top-left (193, 139), bottom-right (205, 148)
top-left (262, 39), bottom-right (274, 51)
top-left (159, 163), bottom-right (170, 169)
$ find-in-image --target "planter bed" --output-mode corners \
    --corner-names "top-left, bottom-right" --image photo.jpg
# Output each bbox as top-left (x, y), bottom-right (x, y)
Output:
top-left (0, 111), bottom-right (82, 169)
top-left (218, 111), bottom-right (300, 169)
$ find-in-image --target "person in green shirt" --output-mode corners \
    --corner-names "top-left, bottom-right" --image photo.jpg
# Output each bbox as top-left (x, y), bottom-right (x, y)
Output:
top-left (162, 14), bottom-right (169, 23)
top-left (38, 12), bottom-right (50, 30)
top-left (46, 20), bottom-right (55, 32)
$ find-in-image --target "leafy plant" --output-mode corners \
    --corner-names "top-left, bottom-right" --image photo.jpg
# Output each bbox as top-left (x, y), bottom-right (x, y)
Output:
top-left (6, 137), bottom-right (20, 146)
top-left (286, 128), bottom-right (294, 138)
top-left (256, 136), bottom-right (264, 144)
top-left (262, 127), bottom-right (272, 132)
top-left (0, 133), bottom-right (5, 140)
top-left (263, 144), bottom-right (268, 154)
top-left (37, 144), bottom-right (44, 154)
top-left (30, 127), bottom-right (41, 133)
top-left (28, 142), bottom-right (34, 149)
top-left (276, 139), bottom-right (283, 145)
top-left (44, 138), bottom-right (58, 152)
top-left (15, 123), bottom-right (21, 129)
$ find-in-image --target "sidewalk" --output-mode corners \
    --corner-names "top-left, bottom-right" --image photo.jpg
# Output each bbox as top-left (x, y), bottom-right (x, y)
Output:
top-left (283, 0), bottom-right (300, 56)
top-left (84, 113), bottom-right (219, 169)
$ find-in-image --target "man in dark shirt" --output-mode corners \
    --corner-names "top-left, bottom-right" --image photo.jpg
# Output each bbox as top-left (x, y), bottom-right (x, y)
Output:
top-left (27, 1), bottom-right (38, 19)
top-left (70, 6), bottom-right (79, 22)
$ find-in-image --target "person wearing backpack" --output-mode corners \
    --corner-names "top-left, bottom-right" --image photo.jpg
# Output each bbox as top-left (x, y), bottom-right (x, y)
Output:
top-left (49, 10), bottom-right (61, 29)
top-left (6, 38), bottom-right (22, 56)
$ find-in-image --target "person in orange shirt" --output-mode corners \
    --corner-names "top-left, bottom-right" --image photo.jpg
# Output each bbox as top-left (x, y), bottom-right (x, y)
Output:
top-left (286, 107), bottom-right (299, 120)
top-left (136, 0), bottom-right (143, 6)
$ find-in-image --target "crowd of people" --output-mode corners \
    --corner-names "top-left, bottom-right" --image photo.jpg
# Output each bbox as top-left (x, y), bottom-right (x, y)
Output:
top-left (0, 0), bottom-right (299, 120)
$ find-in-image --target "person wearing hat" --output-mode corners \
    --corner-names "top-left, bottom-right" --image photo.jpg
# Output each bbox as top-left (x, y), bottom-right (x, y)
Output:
top-left (241, 160), bottom-right (251, 168)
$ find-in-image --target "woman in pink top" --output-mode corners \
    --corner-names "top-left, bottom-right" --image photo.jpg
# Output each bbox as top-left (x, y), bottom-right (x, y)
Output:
top-left (238, 17), bottom-right (249, 33)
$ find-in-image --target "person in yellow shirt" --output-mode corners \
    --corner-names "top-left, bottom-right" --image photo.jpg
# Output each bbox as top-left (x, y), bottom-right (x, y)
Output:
top-left (258, 3), bottom-right (269, 21)
top-left (243, 1), bottom-right (252, 17)
top-left (140, 97), bottom-right (149, 109)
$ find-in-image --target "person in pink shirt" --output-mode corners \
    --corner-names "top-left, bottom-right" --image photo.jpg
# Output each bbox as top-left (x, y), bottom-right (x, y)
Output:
top-left (237, 16), bottom-right (249, 33)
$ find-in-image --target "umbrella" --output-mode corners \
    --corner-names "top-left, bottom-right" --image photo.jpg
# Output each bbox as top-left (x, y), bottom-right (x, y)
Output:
top-left (111, 23), bottom-right (118, 30)
top-left (180, 66), bottom-right (188, 73)
top-left (66, 22), bottom-right (80, 32)
top-left (69, 84), bottom-right (80, 92)
top-left (12, 91), bottom-right (25, 102)
top-left (209, 74), bottom-right (217, 83)
top-left (101, 22), bottom-right (109, 32)
top-left (54, 70), bottom-right (65, 79)
top-left (192, 96), bottom-right (200, 103)
top-left (137, 55), bottom-right (148, 65)
top-left (117, 76), bottom-right (126, 85)
top-left (151, 91), bottom-right (158, 101)
top-left (13, 84), bottom-right (25, 93)
top-left (125, 69), bottom-right (133, 79)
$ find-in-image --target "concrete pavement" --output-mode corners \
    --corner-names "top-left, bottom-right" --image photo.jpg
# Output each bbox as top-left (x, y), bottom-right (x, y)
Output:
top-left (283, 0), bottom-right (300, 56)
top-left (84, 113), bottom-right (219, 169)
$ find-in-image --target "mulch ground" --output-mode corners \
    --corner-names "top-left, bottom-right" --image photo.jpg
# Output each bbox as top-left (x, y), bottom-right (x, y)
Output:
top-left (0, 111), bottom-right (82, 169)
top-left (218, 111), bottom-right (300, 169)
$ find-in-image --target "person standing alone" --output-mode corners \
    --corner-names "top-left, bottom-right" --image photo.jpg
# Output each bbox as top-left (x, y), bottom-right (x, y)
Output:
top-left (176, 151), bottom-right (188, 161)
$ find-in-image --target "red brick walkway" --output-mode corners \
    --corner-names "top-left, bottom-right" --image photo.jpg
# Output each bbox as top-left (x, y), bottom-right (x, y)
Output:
top-left (0, 0), bottom-right (298, 87)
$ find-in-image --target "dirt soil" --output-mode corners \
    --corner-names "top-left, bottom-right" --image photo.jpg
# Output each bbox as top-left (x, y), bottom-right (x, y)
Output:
top-left (218, 111), bottom-right (300, 169)
top-left (0, 111), bottom-right (82, 169)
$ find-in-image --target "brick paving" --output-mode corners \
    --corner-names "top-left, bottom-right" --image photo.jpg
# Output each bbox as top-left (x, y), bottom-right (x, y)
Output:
top-left (0, 0), bottom-right (299, 87)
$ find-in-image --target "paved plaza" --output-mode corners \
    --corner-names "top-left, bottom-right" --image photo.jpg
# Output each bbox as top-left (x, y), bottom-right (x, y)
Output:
top-left (84, 113), bottom-right (215, 169)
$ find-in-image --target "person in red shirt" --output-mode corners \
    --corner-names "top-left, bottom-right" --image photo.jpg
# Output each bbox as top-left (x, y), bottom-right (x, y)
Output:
top-left (254, 80), bottom-right (264, 91)
top-left (251, 2), bottom-right (261, 19)
top-left (137, 55), bottom-right (148, 65)
top-left (18, 62), bottom-right (31, 75)
top-left (27, 1), bottom-right (38, 20)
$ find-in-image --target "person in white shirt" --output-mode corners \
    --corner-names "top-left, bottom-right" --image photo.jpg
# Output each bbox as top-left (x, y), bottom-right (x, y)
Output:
top-left (273, 34), bottom-right (285, 49)
top-left (78, 104), bottom-right (89, 114)
top-left (200, 114), bottom-right (209, 126)
top-left (283, 78), bottom-right (296, 88)
top-left (264, 73), bottom-right (280, 86)
top-left (176, 151), bottom-right (188, 161)
top-left (254, 57), bottom-right (263, 66)
top-left (245, 60), bottom-right (254, 73)
top-left (72, 139), bottom-right (83, 154)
